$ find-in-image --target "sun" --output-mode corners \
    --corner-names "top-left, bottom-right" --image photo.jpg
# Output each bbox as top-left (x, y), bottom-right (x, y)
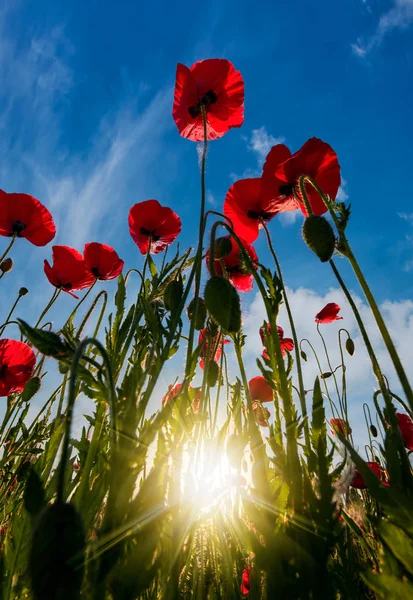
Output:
top-left (180, 436), bottom-right (243, 518)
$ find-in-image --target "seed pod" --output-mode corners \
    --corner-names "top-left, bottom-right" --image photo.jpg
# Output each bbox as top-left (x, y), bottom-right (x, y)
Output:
top-left (321, 372), bottom-right (332, 379)
top-left (302, 215), bottom-right (336, 262)
top-left (0, 258), bottom-right (13, 273)
top-left (29, 502), bottom-right (85, 600)
top-left (345, 338), bottom-right (355, 356)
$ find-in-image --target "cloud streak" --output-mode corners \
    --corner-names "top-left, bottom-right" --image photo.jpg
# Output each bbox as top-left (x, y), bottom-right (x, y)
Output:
top-left (352, 0), bottom-right (413, 56)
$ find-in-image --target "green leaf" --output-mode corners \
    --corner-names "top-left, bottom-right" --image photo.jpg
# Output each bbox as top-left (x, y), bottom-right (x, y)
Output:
top-left (147, 254), bottom-right (158, 277)
top-left (21, 376), bottom-right (42, 403)
top-left (18, 320), bottom-right (70, 358)
top-left (362, 573), bottom-right (413, 600)
top-left (380, 521), bottom-right (413, 575)
top-left (24, 468), bottom-right (46, 517)
top-left (204, 277), bottom-right (241, 333)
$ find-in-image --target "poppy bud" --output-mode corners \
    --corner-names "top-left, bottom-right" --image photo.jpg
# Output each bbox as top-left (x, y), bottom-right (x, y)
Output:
top-left (29, 502), bottom-right (85, 600)
top-left (300, 350), bottom-right (308, 362)
top-left (370, 425), bottom-right (378, 437)
top-left (187, 298), bottom-right (207, 330)
top-left (345, 338), bottom-right (355, 356)
top-left (0, 258), bottom-right (13, 273)
top-left (302, 215), bottom-right (335, 262)
top-left (206, 360), bottom-right (219, 388)
top-left (321, 372), bottom-right (332, 379)
top-left (204, 276), bottom-right (241, 333)
top-left (19, 287), bottom-right (29, 296)
top-left (215, 236), bottom-right (233, 259)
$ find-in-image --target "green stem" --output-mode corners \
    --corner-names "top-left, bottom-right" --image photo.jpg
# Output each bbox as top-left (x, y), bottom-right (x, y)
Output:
top-left (0, 293), bottom-right (24, 337)
top-left (65, 280), bottom-right (97, 326)
top-left (316, 322), bottom-right (344, 415)
top-left (329, 260), bottom-right (391, 407)
top-left (185, 106), bottom-right (208, 377)
top-left (344, 243), bottom-right (413, 411)
top-left (302, 173), bottom-right (413, 411)
top-left (0, 235), bottom-right (16, 265)
top-left (57, 338), bottom-right (116, 504)
top-left (34, 288), bottom-right (61, 328)
top-left (261, 221), bottom-right (311, 448)
top-left (74, 402), bottom-right (106, 509)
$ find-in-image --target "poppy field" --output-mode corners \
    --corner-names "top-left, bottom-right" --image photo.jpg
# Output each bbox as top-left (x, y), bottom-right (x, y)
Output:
top-left (0, 57), bottom-right (413, 599)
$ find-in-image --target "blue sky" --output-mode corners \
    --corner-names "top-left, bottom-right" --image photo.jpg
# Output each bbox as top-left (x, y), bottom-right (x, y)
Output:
top-left (0, 0), bottom-right (412, 443)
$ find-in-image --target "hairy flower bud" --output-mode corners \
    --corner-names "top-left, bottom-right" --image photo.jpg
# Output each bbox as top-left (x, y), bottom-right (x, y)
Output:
top-left (19, 287), bottom-right (29, 296)
top-left (302, 215), bottom-right (335, 262)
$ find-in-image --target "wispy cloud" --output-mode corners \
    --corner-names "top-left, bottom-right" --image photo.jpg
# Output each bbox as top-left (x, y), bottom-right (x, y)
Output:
top-left (352, 0), bottom-right (413, 56)
top-left (248, 126), bottom-right (286, 164)
top-left (231, 126), bottom-right (285, 181)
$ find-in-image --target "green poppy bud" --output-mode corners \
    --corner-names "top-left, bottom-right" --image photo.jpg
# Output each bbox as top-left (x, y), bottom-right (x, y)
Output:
top-left (302, 215), bottom-right (335, 262)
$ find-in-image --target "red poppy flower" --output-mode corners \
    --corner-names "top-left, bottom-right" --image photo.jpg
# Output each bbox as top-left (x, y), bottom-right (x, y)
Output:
top-left (173, 59), bottom-right (244, 141)
top-left (198, 328), bottom-right (229, 370)
top-left (249, 376), bottom-right (273, 403)
top-left (350, 461), bottom-right (388, 490)
top-left (0, 339), bottom-right (36, 396)
top-left (262, 138), bottom-right (341, 216)
top-left (0, 190), bottom-right (56, 247)
top-left (83, 243), bottom-right (124, 281)
top-left (396, 412), bottom-right (413, 451)
top-left (260, 324), bottom-right (294, 358)
top-left (240, 566), bottom-right (251, 595)
top-left (44, 246), bottom-right (96, 298)
top-left (162, 383), bottom-right (183, 406)
top-left (206, 236), bottom-right (258, 292)
top-left (330, 418), bottom-right (352, 437)
top-left (223, 178), bottom-right (280, 243)
top-left (128, 200), bottom-right (181, 255)
top-left (315, 303), bottom-right (343, 324)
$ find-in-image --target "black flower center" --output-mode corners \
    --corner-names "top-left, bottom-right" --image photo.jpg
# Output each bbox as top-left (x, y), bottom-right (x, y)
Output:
top-left (91, 267), bottom-right (100, 277)
top-left (11, 220), bottom-right (26, 236)
top-left (247, 210), bottom-right (274, 222)
top-left (188, 89), bottom-right (218, 118)
top-left (279, 183), bottom-right (294, 197)
top-left (140, 227), bottom-right (161, 242)
top-left (0, 364), bottom-right (7, 378)
top-left (61, 283), bottom-right (73, 290)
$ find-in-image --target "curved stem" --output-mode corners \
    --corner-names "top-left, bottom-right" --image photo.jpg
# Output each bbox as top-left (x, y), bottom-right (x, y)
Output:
top-left (316, 322), bottom-right (344, 416)
top-left (0, 235), bottom-right (16, 265)
top-left (34, 288), bottom-right (60, 328)
top-left (65, 280), bottom-right (97, 326)
top-left (56, 338), bottom-right (116, 504)
top-left (0, 294), bottom-right (24, 337)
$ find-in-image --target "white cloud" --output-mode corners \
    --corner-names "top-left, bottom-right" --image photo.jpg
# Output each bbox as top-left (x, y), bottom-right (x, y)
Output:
top-left (352, 0), bottom-right (413, 56)
top-left (336, 178), bottom-right (349, 202)
top-left (241, 285), bottom-right (413, 445)
top-left (248, 127), bottom-right (286, 164)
